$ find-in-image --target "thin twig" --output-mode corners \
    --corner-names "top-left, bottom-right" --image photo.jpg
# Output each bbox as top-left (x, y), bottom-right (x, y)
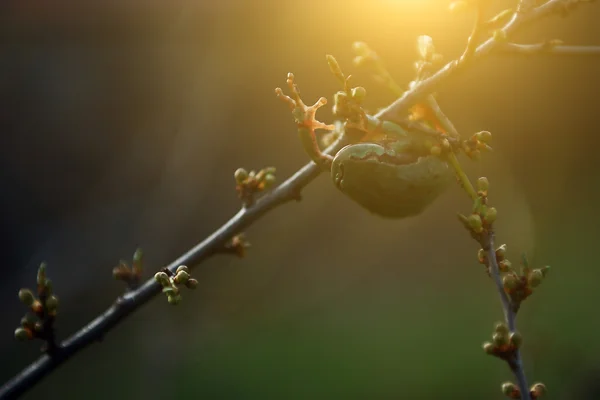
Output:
top-left (499, 43), bottom-right (600, 55)
top-left (0, 0), bottom-right (592, 398)
top-left (485, 230), bottom-right (530, 400)
top-left (376, 0), bottom-right (585, 122)
top-left (0, 137), bottom-right (349, 399)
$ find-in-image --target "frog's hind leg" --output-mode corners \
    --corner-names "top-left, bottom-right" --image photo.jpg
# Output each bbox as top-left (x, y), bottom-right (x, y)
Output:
top-left (276, 73), bottom-right (335, 170)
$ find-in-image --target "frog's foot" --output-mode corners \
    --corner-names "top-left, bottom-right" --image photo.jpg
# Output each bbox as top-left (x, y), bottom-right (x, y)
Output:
top-left (275, 73), bottom-right (335, 170)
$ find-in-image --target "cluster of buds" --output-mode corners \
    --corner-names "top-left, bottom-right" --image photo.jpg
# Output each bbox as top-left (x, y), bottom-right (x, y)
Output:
top-left (462, 131), bottom-right (493, 161)
top-left (458, 177), bottom-right (497, 240)
top-left (154, 266), bottom-right (198, 305)
top-left (482, 321), bottom-right (522, 361)
top-left (326, 54), bottom-right (368, 129)
top-left (234, 167), bottom-right (276, 207)
top-left (478, 245), bottom-right (550, 311)
top-left (14, 263), bottom-right (59, 351)
top-left (424, 136), bottom-right (452, 157)
top-left (222, 234), bottom-right (251, 258)
top-left (501, 381), bottom-right (547, 399)
top-left (351, 41), bottom-right (378, 69)
top-left (112, 248), bottom-right (143, 289)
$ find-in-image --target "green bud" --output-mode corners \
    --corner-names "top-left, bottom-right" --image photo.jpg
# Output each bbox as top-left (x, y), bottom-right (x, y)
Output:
top-left (174, 270), bottom-right (190, 285)
top-left (350, 86), bottom-right (367, 103)
top-left (154, 272), bottom-right (170, 287)
top-left (14, 327), bottom-right (32, 341)
top-left (167, 294), bottom-right (182, 305)
top-left (352, 56), bottom-right (367, 68)
top-left (528, 269), bottom-right (544, 288)
top-left (477, 248), bottom-right (487, 264)
top-left (530, 382), bottom-right (547, 397)
top-left (509, 331), bottom-right (523, 349)
top-left (469, 149), bottom-right (481, 161)
top-left (21, 314), bottom-right (36, 327)
top-left (162, 286), bottom-right (178, 295)
top-left (186, 278), bottom-right (199, 289)
top-left (492, 332), bottom-right (508, 347)
top-left (484, 207), bottom-right (497, 223)
top-left (476, 131), bottom-right (493, 143)
top-left (494, 322), bottom-right (509, 335)
top-left (18, 289), bottom-right (35, 306)
top-left (352, 41), bottom-right (370, 57)
top-left (496, 244), bottom-right (507, 259)
top-left (503, 274), bottom-right (518, 290)
top-left (45, 295), bottom-right (59, 311)
top-left (262, 174), bottom-right (276, 189)
top-left (133, 248), bottom-right (143, 263)
top-left (482, 341), bottom-right (495, 354)
top-left (37, 263), bottom-right (47, 287)
top-left (326, 55), bottom-right (345, 82)
top-left (499, 259), bottom-right (512, 272)
top-left (539, 266), bottom-right (551, 277)
top-left (176, 265), bottom-right (189, 274)
top-left (468, 214), bottom-right (483, 233)
top-left (477, 177), bottom-right (489, 192)
top-left (234, 168), bottom-right (249, 184)
top-left (501, 382), bottom-right (518, 397)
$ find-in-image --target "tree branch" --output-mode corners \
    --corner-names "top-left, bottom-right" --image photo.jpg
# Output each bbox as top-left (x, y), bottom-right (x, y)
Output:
top-left (376, 0), bottom-right (586, 122)
top-left (499, 43), bottom-right (600, 55)
top-left (485, 230), bottom-right (530, 399)
top-left (0, 0), bottom-right (593, 398)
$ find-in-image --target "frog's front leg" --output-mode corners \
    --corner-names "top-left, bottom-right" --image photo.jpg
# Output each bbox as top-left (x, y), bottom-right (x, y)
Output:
top-left (275, 73), bottom-right (336, 170)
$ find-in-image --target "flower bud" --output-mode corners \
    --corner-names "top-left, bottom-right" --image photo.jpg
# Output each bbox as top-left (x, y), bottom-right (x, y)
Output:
top-left (352, 41), bottom-right (370, 57)
top-left (496, 244), bottom-right (507, 259)
top-left (493, 332), bottom-right (508, 347)
top-left (499, 259), bottom-right (512, 272)
top-left (503, 274), bottom-right (518, 290)
top-left (482, 342), bottom-right (495, 354)
top-left (468, 214), bottom-right (483, 233)
top-left (186, 278), bottom-right (199, 289)
top-left (154, 272), bottom-right (170, 287)
top-left (477, 177), bottom-right (489, 192)
top-left (476, 131), bottom-right (492, 143)
top-left (509, 331), bottom-right (523, 349)
top-left (501, 382), bottom-right (519, 397)
top-left (494, 322), bottom-right (509, 335)
top-left (37, 263), bottom-right (48, 287)
top-left (45, 295), bottom-right (59, 312)
top-left (18, 289), bottom-right (35, 306)
top-left (477, 248), bottom-right (487, 264)
top-left (176, 265), bottom-right (189, 274)
top-left (326, 55), bottom-right (344, 81)
top-left (484, 207), bottom-right (497, 223)
top-left (234, 168), bottom-right (249, 184)
top-left (351, 86), bottom-right (367, 103)
top-left (14, 327), bottom-right (32, 341)
top-left (262, 174), bottom-right (276, 189)
top-left (530, 382), bottom-right (547, 398)
top-left (167, 294), bottom-right (181, 305)
top-left (528, 269), bottom-right (544, 288)
top-left (174, 270), bottom-right (190, 285)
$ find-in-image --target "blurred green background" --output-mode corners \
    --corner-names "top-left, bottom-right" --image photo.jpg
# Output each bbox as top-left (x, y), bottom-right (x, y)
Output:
top-left (1, 0), bottom-right (599, 399)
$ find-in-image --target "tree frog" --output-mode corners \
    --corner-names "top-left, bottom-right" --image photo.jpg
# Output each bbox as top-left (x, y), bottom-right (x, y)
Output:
top-left (276, 73), bottom-right (453, 219)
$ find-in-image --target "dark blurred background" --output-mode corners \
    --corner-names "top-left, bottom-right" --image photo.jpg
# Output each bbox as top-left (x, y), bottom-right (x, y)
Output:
top-left (0, 0), bottom-right (599, 399)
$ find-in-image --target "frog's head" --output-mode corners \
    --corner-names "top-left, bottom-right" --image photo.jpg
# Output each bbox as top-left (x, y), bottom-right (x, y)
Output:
top-left (331, 143), bottom-right (453, 219)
